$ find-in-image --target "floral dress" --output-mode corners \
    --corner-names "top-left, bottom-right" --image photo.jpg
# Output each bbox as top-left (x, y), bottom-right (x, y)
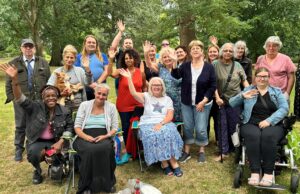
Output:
top-left (139, 93), bottom-right (183, 165)
top-left (158, 63), bottom-right (182, 121)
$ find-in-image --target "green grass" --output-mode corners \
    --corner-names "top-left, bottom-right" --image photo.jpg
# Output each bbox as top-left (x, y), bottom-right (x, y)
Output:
top-left (0, 62), bottom-right (299, 194)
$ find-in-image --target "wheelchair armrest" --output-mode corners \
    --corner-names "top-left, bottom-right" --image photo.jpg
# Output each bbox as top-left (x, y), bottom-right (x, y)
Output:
top-left (61, 131), bottom-right (74, 140)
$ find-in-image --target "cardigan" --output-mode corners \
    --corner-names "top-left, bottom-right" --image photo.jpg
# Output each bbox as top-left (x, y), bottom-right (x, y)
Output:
top-left (47, 66), bottom-right (92, 101)
top-left (74, 99), bottom-right (118, 132)
top-left (171, 61), bottom-right (216, 105)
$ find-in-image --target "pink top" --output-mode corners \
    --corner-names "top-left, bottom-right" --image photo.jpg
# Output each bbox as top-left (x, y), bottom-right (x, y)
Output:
top-left (40, 123), bottom-right (54, 140)
top-left (255, 53), bottom-right (296, 92)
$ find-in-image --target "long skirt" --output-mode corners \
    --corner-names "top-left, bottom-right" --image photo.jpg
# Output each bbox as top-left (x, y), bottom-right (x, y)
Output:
top-left (73, 128), bottom-right (116, 194)
top-left (139, 122), bottom-right (183, 165)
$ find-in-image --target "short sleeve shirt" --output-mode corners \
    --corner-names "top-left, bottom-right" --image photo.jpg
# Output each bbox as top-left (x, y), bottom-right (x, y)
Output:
top-left (139, 92), bottom-right (174, 125)
top-left (213, 60), bottom-right (247, 100)
top-left (255, 53), bottom-right (296, 92)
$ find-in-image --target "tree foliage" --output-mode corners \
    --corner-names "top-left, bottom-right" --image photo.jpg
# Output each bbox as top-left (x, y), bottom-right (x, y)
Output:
top-left (0, 0), bottom-right (299, 62)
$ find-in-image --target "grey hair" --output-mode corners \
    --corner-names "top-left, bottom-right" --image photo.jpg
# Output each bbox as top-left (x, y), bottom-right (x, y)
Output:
top-left (263, 36), bottom-right (282, 50)
top-left (234, 40), bottom-right (249, 58)
top-left (94, 83), bottom-right (110, 94)
top-left (148, 77), bottom-right (166, 97)
top-left (219, 42), bottom-right (234, 58)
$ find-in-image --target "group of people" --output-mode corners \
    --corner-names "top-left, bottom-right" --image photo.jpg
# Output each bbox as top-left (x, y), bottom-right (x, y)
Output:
top-left (0, 19), bottom-right (297, 193)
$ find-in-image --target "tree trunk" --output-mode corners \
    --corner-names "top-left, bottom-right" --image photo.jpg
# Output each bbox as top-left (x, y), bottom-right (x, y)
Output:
top-left (178, 15), bottom-right (196, 47)
top-left (49, 40), bottom-right (62, 66)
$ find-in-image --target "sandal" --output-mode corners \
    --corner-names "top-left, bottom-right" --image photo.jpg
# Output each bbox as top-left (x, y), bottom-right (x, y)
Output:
top-left (259, 178), bottom-right (273, 187)
top-left (173, 167), bottom-right (183, 177)
top-left (163, 166), bottom-right (173, 176)
top-left (248, 177), bottom-right (260, 186)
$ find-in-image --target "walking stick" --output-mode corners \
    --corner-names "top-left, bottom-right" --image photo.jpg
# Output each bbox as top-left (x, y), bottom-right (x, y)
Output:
top-left (218, 105), bottom-right (223, 163)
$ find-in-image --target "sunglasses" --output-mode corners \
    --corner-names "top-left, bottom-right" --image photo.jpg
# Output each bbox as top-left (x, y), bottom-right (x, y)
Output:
top-left (162, 43), bottom-right (169, 46)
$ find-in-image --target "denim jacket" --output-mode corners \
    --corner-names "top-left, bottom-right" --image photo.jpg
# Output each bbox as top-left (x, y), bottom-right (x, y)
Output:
top-left (229, 85), bottom-right (289, 126)
top-left (16, 94), bottom-right (74, 144)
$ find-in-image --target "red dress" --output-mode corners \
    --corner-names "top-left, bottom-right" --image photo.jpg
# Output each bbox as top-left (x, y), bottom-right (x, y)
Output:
top-left (116, 68), bottom-right (143, 112)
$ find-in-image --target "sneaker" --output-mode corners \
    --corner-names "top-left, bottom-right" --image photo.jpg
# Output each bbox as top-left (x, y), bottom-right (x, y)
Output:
top-left (14, 149), bottom-right (23, 162)
top-left (32, 170), bottom-right (43, 184)
top-left (198, 152), bottom-right (206, 163)
top-left (178, 152), bottom-right (191, 163)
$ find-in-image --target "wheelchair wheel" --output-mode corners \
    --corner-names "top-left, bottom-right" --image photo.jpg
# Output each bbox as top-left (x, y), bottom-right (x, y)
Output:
top-left (290, 172), bottom-right (299, 193)
top-left (233, 166), bottom-right (243, 188)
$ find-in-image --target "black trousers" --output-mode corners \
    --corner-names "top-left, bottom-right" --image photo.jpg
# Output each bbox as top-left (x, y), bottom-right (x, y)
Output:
top-left (27, 140), bottom-right (55, 173)
top-left (240, 123), bottom-right (285, 174)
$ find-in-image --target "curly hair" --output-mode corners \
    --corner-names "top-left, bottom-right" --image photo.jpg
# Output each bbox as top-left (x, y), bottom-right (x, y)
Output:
top-left (119, 49), bottom-right (141, 69)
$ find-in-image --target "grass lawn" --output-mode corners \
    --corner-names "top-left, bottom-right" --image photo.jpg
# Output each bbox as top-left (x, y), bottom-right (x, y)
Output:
top-left (0, 61), bottom-right (299, 194)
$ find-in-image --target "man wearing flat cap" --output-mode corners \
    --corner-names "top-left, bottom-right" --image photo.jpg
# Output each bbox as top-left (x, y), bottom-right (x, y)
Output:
top-left (4, 38), bottom-right (50, 162)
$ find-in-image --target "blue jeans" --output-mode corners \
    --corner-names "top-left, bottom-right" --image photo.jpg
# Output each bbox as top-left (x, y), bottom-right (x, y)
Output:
top-left (181, 102), bottom-right (212, 146)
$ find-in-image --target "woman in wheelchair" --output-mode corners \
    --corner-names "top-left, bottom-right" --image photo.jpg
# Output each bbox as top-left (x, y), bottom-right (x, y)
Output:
top-left (73, 83), bottom-right (118, 193)
top-left (229, 67), bottom-right (289, 187)
top-left (120, 69), bottom-right (184, 177)
top-left (0, 64), bottom-right (74, 185)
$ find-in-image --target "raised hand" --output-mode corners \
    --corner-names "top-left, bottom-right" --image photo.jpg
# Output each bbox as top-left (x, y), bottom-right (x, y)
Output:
top-left (117, 19), bottom-right (125, 33)
top-left (242, 89), bottom-right (259, 99)
top-left (108, 47), bottom-right (117, 59)
top-left (0, 63), bottom-right (18, 78)
top-left (143, 40), bottom-right (152, 54)
top-left (119, 68), bottom-right (131, 78)
top-left (169, 50), bottom-right (177, 62)
top-left (209, 35), bottom-right (218, 46)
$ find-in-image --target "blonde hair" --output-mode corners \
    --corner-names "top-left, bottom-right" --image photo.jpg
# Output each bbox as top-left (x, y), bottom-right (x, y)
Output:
top-left (63, 44), bottom-right (77, 57)
top-left (81, 35), bottom-right (103, 65)
top-left (188, 40), bottom-right (204, 51)
top-left (159, 47), bottom-right (175, 64)
top-left (148, 77), bottom-right (166, 96)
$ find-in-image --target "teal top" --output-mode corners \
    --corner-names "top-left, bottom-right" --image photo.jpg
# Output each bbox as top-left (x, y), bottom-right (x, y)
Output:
top-left (84, 114), bottom-right (106, 129)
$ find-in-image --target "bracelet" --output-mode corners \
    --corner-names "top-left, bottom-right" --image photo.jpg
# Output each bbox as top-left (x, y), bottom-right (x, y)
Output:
top-left (160, 121), bottom-right (165, 125)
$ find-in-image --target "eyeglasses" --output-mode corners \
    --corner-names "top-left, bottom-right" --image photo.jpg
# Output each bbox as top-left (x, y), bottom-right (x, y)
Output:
top-left (152, 84), bottom-right (162, 87)
top-left (162, 43), bottom-right (169, 46)
top-left (223, 50), bottom-right (233, 53)
top-left (256, 75), bottom-right (269, 80)
top-left (22, 44), bottom-right (34, 49)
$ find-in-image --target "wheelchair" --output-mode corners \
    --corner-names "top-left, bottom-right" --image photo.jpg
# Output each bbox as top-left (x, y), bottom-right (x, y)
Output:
top-left (233, 115), bottom-right (300, 193)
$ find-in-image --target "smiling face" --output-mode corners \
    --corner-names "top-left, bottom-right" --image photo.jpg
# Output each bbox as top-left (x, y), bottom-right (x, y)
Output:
top-left (149, 47), bottom-right (156, 60)
top-left (161, 52), bottom-right (173, 67)
top-left (123, 38), bottom-right (133, 50)
top-left (265, 42), bottom-right (279, 57)
top-left (236, 45), bottom-right (245, 59)
top-left (43, 89), bottom-right (58, 109)
top-left (21, 43), bottom-right (36, 59)
top-left (255, 71), bottom-right (270, 87)
top-left (150, 79), bottom-right (163, 97)
top-left (190, 45), bottom-right (203, 59)
top-left (94, 87), bottom-right (108, 105)
top-left (85, 37), bottom-right (97, 54)
top-left (63, 52), bottom-right (76, 68)
top-left (176, 48), bottom-right (187, 62)
top-left (222, 44), bottom-right (234, 62)
top-left (125, 53), bottom-right (135, 68)
top-left (208, 46), bottom-right (219, 63)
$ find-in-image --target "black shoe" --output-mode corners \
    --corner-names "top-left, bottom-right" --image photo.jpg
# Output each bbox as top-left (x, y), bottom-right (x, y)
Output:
top-left (32, 170), bottom-right (43, 184)
top-left (178, 152), bottom-right (191, 163)
top-left (14, 149), bottom-right (23, 162)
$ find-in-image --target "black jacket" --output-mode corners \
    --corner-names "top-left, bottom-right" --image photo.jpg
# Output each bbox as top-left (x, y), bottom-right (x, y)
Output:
top-left (5, 56), bottom-right (51, 103)
top-left (17, 95), bottom-right (74, 144)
